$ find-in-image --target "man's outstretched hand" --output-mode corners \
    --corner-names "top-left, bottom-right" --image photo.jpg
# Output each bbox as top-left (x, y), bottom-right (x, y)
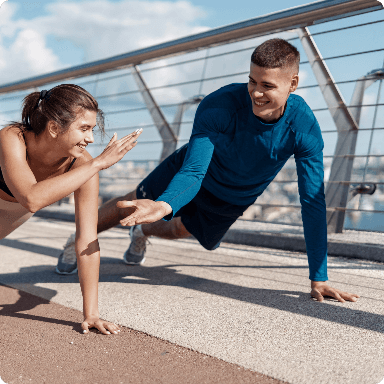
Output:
top-left (116, 199), bottom-right (172, 227)
top-left (311, 281), bottom-right (359, 303)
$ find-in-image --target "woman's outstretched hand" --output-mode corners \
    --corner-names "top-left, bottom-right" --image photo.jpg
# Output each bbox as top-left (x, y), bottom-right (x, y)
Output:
top-left (95, 128), bottom-right (142, 170)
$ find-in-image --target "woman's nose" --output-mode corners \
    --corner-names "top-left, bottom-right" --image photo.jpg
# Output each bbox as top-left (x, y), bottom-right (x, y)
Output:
top-left (85, 131), bottom-right (94, 144)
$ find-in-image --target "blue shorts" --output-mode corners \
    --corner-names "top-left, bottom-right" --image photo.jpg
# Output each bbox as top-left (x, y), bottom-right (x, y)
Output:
top-left (136, 144), bottom-right (251, 250)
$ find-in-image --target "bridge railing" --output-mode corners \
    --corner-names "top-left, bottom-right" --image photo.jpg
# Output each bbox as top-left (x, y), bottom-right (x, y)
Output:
top-left (0, 0), bottom-right (383, 233)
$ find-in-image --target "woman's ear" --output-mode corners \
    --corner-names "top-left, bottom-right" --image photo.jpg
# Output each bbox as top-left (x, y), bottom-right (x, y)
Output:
top-left (47, 121), bottom-right (59, 138)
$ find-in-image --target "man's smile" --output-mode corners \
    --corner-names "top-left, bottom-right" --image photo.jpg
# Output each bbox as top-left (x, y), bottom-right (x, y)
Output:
top-left (253, 100), bottom-right (269, 106)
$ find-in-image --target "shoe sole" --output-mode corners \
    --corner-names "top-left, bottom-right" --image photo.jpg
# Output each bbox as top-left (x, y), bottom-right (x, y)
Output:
top-left (123, 257), bottom-right (146, 266)
top-left (55, 266), bottom-right (78, 275)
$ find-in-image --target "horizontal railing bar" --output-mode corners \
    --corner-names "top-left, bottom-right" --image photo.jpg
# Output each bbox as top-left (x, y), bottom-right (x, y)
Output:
top-left (313, 103), bottom-right (384, 112)
top-left (72, 19), bottom-right (384, 85)
top-left (324, 154), bottom-right (384, 158)
top-left (99, 175), bottom-right (384, 185)
top-left (322, 127), bottom-right (384, 133)
top-left (1, 64), bottom-right (380, 104)
top-left (250, 202), bottom-right (384, 213)
top-left (0, 0), bottom-right (381, 95)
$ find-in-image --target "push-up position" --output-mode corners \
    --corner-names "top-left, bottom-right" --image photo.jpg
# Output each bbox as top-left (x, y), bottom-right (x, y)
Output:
top-left (57, 39), bottom-right (359, 303)
top-left (0, 84), bottom-right (142, 334)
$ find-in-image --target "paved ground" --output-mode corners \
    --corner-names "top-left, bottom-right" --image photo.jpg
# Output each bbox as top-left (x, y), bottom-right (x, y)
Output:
top-left (1, 216), bottom-right (384, 384)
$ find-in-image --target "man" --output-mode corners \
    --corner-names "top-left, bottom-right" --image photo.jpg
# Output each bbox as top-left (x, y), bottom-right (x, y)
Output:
top-left (56, 38), bottom-right (359, 303)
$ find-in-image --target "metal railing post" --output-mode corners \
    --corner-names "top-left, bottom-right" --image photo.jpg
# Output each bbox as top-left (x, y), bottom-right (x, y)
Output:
top-left (297, 27), bottom-right (359, 233)
top-left (131, 65), bottom-right (178, 162)
top-left (132, 66), bottom-right (203, 162)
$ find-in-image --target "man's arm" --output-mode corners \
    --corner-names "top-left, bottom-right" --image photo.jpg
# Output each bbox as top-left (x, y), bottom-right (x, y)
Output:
top-left (295, 140), bottom-right (359, 302)
top-left (119, 134), bottom-right (215, 226)
top-left (119, 97), bottom-right (226, 226)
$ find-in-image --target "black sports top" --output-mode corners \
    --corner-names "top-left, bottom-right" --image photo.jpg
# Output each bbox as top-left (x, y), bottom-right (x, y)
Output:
top-left (0, 158), bottom-right (77, 198)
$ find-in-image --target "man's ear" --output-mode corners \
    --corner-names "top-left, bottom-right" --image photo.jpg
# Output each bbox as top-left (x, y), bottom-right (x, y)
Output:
top-left (47, 121), bottom-right (59, 138)
top-left (290, 74), bottom-right (299, 93)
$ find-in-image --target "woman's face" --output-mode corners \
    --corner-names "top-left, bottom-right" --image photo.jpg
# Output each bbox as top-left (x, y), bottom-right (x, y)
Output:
top-left (58, 109), bottom-right (97, 157)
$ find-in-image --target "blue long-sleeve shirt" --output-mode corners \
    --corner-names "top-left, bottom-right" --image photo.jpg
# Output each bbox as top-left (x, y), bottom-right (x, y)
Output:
top-left (157, 83), bottom-right (328, 281)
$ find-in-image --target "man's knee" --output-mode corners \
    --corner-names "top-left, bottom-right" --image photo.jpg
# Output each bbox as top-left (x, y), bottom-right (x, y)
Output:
top-left (203, 241), bottom-right (221, 251)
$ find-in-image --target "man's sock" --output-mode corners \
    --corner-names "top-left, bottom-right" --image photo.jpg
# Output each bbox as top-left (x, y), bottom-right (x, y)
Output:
top-left (133, 224), bottom-right (145, 237)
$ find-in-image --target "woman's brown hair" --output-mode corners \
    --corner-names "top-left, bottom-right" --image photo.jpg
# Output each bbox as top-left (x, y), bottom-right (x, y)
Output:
top-left (15, 84), bottom-right (104, 137)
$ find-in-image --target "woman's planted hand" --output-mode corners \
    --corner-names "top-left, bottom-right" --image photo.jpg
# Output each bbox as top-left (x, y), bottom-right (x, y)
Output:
top-left (82, 316), bottom-right (121, 335)
top-left (95, 128), bottom-right (142, 170)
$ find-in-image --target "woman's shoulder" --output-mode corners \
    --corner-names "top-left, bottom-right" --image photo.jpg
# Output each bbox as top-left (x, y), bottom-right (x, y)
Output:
top-left (0, 124), bottom-right (25, 138)
top-left (0, 125), bottom-right (27, 151)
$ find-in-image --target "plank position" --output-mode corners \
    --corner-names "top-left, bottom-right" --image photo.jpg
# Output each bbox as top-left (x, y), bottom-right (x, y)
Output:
top-left (57, 39), bottom-right (359, 303)
top-left (0, 84), bottom-right (142, 334)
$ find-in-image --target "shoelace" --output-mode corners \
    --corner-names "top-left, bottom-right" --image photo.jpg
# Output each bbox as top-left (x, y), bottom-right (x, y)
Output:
top-left (132, 235), bottom-right (148, 255)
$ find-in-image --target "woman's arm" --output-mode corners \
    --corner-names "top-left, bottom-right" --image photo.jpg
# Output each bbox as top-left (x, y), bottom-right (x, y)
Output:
top-left (0, 127), bottom-right (140, 212)
top-left (73, 153), bottom-right (120, 335)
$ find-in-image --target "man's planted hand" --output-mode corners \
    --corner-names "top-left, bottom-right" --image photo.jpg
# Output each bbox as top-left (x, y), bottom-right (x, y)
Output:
top-left (116, 199), bottom-right (172, 226)
top-left (311, 281), bottom-right (360, 303)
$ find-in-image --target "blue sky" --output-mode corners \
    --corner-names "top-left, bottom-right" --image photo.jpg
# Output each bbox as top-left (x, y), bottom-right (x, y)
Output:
top-left (0, 0), bottom-right (328, 83)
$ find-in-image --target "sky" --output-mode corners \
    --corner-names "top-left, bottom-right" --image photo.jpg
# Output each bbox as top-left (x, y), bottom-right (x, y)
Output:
top-left (0, 0), bottom-right (336, 84)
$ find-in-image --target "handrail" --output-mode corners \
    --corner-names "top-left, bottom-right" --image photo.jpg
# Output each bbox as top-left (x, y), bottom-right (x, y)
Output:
top-left (0, 0), bottom-right (381, 95)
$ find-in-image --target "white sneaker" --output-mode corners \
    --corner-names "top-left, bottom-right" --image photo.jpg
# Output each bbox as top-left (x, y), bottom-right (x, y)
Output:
top-left (55, 233), bottom-right (77, 275)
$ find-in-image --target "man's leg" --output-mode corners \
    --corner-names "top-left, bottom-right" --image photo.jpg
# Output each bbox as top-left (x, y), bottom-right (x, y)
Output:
top-left (97, 190), bottom-right (137, 234)
top-left (97, 190), bottom-right (191, 240)
top-left (142, 216), bottom-right (191, 239)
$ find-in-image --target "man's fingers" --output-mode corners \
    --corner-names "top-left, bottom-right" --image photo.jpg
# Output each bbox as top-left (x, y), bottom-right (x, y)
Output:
top-left (120, 216), bottom-right (138, 226)
top-left (116, 201), bottom-right (136, 209)
top-left (339, 291), bottom-right (359, 302)
top-left (311, 289), bottom-right (324, 302)
top-left (331, 290), bottom-right (346, 303)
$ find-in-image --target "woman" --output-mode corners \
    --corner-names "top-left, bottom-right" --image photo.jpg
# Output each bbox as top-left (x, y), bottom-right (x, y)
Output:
top-left (0, 84), bottom-right (141, 335)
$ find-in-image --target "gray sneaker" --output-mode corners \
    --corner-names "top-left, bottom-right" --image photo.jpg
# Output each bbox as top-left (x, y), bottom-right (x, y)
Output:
top-left (55, 233), bottom-right (78, 275)
top-left (123, 226), bottom-right (148, 265)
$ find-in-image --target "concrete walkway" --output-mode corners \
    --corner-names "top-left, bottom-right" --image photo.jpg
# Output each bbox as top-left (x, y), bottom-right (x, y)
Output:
top-left (1, 216), bottom-right (384, 384)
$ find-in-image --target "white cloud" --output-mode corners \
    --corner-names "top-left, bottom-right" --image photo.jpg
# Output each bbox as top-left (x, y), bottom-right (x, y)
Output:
top-left (39, 0), bottom-right (207, 62)
top-left (0, 0), bottom-right (208, 85)
top-left (0, 1), bottom-right (7, 8)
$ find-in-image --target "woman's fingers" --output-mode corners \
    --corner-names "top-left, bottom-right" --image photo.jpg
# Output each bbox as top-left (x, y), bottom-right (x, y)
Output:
top-left (81, 319), bottom-right (121, 335)
top-left (116, 128), bottom-right (142, 147)
top-left (81, 321), bottom-right (90, 334)
top-left (104, 132), bottom-right (117, 148)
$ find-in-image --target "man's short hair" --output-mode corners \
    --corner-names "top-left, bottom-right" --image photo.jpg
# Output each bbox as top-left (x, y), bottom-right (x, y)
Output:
top-left (251, 38), bottom-right (300, 74)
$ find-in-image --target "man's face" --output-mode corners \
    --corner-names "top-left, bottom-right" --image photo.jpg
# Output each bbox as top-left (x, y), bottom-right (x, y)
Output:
top-left (247, 63), bottom-right (299, 123)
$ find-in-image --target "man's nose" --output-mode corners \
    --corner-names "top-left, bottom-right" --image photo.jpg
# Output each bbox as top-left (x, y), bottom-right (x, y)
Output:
top-left (252, 87), bottom-right (263, 97)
